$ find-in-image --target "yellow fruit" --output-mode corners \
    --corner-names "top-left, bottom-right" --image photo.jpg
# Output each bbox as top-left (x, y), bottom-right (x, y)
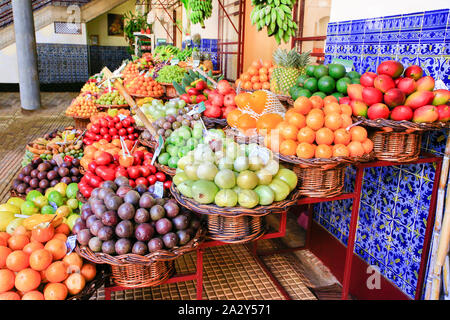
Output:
top-left (0, 204), bottom-right (20, 215)
top-left (0, 212), bottom-right (15, 232)
top-left (6, 198), bottom-right (25, 209)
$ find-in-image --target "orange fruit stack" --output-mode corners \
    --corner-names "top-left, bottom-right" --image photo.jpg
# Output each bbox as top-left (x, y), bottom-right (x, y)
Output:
top-left (65, 94), bottom-right (98, 118)
top-left (236, 60), bottom-right (273, 91)
top-left (0, 225), bottom-right (96, 300)
top-left (264, 95), bottom-right (374, 159)
top-left (126, 75), bottom-right (164, 98)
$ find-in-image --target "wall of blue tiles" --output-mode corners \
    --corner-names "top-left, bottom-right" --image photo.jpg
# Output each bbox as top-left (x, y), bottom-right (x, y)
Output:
top-left (319, 9), bottom-right (449, 299)
top-left (36, 44), bottom-right (130, 83)
top-left (182, 38), bottom-right (219, 69)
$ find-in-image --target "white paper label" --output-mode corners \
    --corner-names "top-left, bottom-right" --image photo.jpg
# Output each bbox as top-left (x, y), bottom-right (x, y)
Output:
top-left (193, 60), bottom-right (200, 67)
top-left (171, 59), bottom-right (179, 66)
top-left (66, 235), bottom-right (77, 254)
top-left (14, 214), bottom-right (30, 219)
top-left (249, 146), bottom-right (271, 165)
top-left (154, 181), bottom-right (164, 198)
top-left (118, 114), bottom-right (127, 121)
top-left (53, 154), bottom-right (64, 166)
top-left (187, 101), bottom-right (206, 116)
top-left (151, 135), bottom-right (164, 165)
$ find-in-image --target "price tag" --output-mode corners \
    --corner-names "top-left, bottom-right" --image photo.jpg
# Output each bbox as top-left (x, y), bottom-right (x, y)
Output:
top-left (66, 235), bottom-right (77, 255)
top-left (118, 114), bottom-right (127, 121)
top-left (139, 70), bottom-right (146, 75)
top-left (151, 135), bottom-right (164, 165)
top-left (434, 79), bottom-right (448, 90)
top-left (187, 101), bottom-right (206, 116)
top-left (171, 59), bottom-right (179, 66)
top-left (144, 71), bottom-right (151, 78)
top-left (331, 58), bottom-right (354, 72)
top-left (198, 117), bottom-right (208, 134)
top-left (170, 97), bottom-right (181, 103)
top-left (53, 154), bottom-right (64, 167)
top-left (154, 181), bottom-right (164, 199)
top-left (193, 60), bottom-right (200, 67)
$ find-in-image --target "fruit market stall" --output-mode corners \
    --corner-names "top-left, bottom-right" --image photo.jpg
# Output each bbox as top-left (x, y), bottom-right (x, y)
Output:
top-left (1, 20), bottom-right (449, 301)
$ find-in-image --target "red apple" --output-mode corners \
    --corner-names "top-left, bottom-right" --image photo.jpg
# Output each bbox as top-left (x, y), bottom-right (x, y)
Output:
top-left (390, 105), bottom-right (413, 121)
top-left (360, 72), bottom-right (377, 87)
top-left (367, 103), bottom-right (390, 120)
top-left (222, 105), bottom-right (236, 119)
top-left (204, 104), bottom-right (222, 118)
top-left (362, 87), bottom-right (383, 106)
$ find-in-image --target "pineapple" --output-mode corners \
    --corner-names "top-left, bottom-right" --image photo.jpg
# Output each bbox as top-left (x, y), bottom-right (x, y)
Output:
top-left (270, 49), bottom-right (310, 95)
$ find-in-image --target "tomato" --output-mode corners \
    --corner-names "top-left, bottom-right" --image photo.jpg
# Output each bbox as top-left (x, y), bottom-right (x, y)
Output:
top-left (91, 124), bottom-right (100, 133)
top-left (133, 157), bottom-right (141, 166)
top-left (95, 151), bottom-right (113, 165)
top-left (127, 166), bottom-right (141, 179)
top-left (100, 127), bottom-right (109, 135)
top-left (129, 179), bottom-right (136, 188)
top-left (135, 177), bottom-right (148, 187)
top-left (88, 174), bottom-right (103, 188)
top-left (103, 134), bottom-right (111, 142)
top-left (99, 119), bottom-right (108, 127)
top-left (115, 122), bottom-right (123, 130)
top-left (115, 167), bottom-right (128, 178)
top-left (80, 186), bottom-right (93, 198)
top-left (109, 128), bottom-right (118, 136)
top-left (105, 115), bottom-right (113, 122)
top-left (128, 116), bottom-right (135, 124)
top-left (127, 127), bottom-right (134, 134)
top-left (85, 131), bottom-right (95, 139)
top-left (148, 175), bottom-right (156, 185)
top-left (119, 128), bottom-right (127, 136)
top-left (95, 166), bottom-right (115, 181)
top-left (148, 164), bottom-right (156, 174)
top-left (88, 161), bottom-right (98, 173)
top-left (134, 133), bottom-right (139, 138)
top-left (139, 166), bottom-right (151, 177)
top-left (163, 180), bottom-right (172, 189)
top-left (108, 121), bottom-right (115, 128)
top-left (94, 134), bottom-right (102, 141)
top-left (143, 152), bottom-right (153, 160)
top-left (155, 172), bottom-right (166, 182)
top-left (113, 116), bottom-right (120, 123)
top-left (83, 138), bottom-right (93, 145)
top-left (112, 135), bottom-right (119, 140)
top-left (122, 119), bottom-right (131, 127)
top-left (127, 134), bottom-right (135, 141)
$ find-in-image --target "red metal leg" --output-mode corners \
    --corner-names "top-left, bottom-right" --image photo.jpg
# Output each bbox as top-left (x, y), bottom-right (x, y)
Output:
top-left (104, 286), bottom-right (111, 300)
top-left (415, 160), bottom-right (443, 300)
top-left (341, 165), bottom-right (364, 300)
top-left (196, 248), bottom-right (204, 300)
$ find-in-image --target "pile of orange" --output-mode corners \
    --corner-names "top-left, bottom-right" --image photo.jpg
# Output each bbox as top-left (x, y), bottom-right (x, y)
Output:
top-left (235, 60), bottom-right (273, 91)
top-left (126, 75), bottom-right (164, 98)
top-left (263, 95), bottom-right (374, 159)
top-left (122, 62), bottom-right (140, 86)
top-left (227, 90), bottom-right (284, 136)
top-left (0, 224), bottom-right (97, 300)
top-left (65, 94), bottom-right (98, 118)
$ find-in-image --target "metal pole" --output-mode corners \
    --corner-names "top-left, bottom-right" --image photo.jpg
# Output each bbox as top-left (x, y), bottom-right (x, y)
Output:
top-left (11, 0), bottom-right (41, 110)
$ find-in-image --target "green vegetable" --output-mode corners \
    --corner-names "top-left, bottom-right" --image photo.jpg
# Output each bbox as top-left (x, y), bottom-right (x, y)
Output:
top-left (156, 65), bottom-right (187, 84)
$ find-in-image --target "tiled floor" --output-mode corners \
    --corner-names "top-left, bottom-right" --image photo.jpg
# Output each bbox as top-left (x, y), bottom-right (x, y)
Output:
top-left (0, 92), bottom-right (338, 300)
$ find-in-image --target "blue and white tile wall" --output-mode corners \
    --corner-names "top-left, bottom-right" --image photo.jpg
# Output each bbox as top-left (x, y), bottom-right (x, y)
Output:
top-left (36, 44), bottom-right (130, 83)
top-left (319, 9), bottom-right (449, 299)
top-left (182, 38), bottom-right (219, 69)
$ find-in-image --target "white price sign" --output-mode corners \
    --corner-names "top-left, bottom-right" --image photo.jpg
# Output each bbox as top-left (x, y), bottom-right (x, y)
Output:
top-left (154, 181), bottom-right (164, 199)
top-left (66, 235), bottom-right (77, 255)
top-left (151, 135), bottom-right (164, 165)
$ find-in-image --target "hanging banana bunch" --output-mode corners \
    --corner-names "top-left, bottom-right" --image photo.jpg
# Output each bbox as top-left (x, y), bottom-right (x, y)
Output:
top-left (188, 0), bottom-right (213, 28)
top-left (250, 0), bottom-right (298, 44)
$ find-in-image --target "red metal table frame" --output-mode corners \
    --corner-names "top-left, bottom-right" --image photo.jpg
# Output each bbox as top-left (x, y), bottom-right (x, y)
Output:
top-left (103, 153), bottom-right (442, 301)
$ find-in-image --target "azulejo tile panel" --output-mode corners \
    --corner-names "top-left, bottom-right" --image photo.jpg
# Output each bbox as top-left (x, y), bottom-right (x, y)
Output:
top-left (321, 8), bottom-right (449, 299)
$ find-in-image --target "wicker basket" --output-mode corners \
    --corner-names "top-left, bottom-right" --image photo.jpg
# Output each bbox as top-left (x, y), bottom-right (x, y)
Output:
top-left (76, 226), bottom-right (205, 288)
top-left (155, 162), bottom-right (176, 176)
top-left (160, 83), bottom-right (178, 98)
top-left (371, 130), bottom-right (422, 162)
top-left (202, 116), bottom-right (228, 129)
top-left (96, 104), bottom-right (129, 111)
top-left (170, 184), bottom-right (300, 243)
top-left (73, 116), bottom-right (91, 130)
top-left (293, 163), bottom-right (347, 198)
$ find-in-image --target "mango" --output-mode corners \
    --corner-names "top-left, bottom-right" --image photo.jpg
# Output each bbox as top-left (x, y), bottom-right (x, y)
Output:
top-left (374, 75), bottom-right (395, 93)
top-left (377, 60), bottom-right (404, 79)
top-left (416, 76), bottom-right (435, 91)
top-left (432, 89), bottom-right (450, 106)
top-left (347, 84), bottom-right (364, 101)
top-left (404, 65), bottom-right (423, 80)
top-left (413, 105), bottom-right (439, 123)
top-left (0, 203), bottom-right (20, 215)
top-left (6, 197), bottom-right (25, 209)
top-left (350, 100), bottom-right (368, 117)
top-left (0, 211), bottom-right (15, 232)
top-left (405, 91), bottom-right (434, 110)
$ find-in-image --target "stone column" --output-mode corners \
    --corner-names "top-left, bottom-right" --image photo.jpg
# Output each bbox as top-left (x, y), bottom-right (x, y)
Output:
top-left (12, 0), bottom-right (41, 110)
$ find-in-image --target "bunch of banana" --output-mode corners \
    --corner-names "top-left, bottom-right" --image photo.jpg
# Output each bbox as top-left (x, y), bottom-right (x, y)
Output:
top-left (177, 47), bottom-right (193, 61)
top-left (154, 45), bottom-right (180, 61)
top-left (250, 0), bottom-right (298, 44)
top-left (188, 0), bottom-right (212, 28)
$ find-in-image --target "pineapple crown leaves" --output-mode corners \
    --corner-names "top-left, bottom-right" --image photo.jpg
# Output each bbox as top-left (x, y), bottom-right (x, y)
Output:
top-left (272, 49), bottom-right (311, 69)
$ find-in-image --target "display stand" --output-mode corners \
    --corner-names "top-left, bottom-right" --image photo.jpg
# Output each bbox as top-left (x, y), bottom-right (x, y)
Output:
top-left (102, 153), bottom-right (442, 301)
top-left (134, 32), bottom-right (155, 56)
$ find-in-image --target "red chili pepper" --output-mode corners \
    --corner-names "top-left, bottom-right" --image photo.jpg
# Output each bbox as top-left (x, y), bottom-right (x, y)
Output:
top-left (64, 155), bottom-right (74, 162)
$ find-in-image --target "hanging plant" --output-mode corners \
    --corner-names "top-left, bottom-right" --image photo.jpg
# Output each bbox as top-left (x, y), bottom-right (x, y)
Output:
top-left (123, 11), bottom-right (152, 53)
